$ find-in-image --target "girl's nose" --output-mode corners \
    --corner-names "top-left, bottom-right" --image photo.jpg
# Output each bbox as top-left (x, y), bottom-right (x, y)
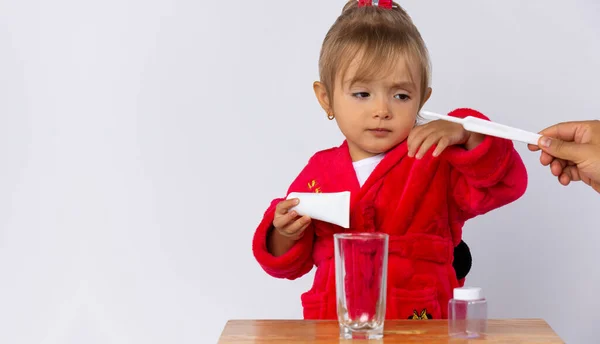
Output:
top-left (372, 100), bottom-right (392, 120)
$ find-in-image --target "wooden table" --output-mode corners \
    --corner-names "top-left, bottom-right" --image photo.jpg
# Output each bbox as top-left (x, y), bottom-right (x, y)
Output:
top-left (219, 319), bottom-right (564, 343)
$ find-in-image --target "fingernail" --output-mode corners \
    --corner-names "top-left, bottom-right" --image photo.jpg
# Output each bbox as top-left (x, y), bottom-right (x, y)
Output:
top-left (540, 137), bottom-right (551, 148)
top-left (294, 199), bottom-right (299, 204)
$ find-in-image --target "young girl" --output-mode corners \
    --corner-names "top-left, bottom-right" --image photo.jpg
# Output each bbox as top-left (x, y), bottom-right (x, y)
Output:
top-left (252, 0), bottom-right (527, 320)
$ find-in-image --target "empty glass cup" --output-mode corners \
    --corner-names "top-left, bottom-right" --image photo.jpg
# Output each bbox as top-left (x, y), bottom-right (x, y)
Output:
top-left (334, 232), bottom-right (389, 339)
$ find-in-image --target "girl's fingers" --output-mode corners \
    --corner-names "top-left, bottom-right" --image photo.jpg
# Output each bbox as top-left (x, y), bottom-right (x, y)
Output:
top-left (432, 136), bottom-right (451, 157)
top-left (278, 216), bottom-right (311, 238)
top-left (415, 134), bottom-right (442, 159)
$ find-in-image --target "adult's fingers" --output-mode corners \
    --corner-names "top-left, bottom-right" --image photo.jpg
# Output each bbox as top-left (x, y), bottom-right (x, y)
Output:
top-left (538, 136), bottom-right (587, 163)
top-left (540, 151), bottom-right (555, 166)
top-left (538, 121), bottom-right (587, 142)
top-left (550, 158), bottom-right (567, 177)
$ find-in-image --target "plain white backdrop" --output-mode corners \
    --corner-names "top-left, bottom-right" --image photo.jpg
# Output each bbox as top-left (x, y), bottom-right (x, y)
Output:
top-left (1, 0), bottom-right (599, 343)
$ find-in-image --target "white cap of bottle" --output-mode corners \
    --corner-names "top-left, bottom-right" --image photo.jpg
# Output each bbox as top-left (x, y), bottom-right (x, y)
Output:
top-left (453, 287), bottom-right (484, 301)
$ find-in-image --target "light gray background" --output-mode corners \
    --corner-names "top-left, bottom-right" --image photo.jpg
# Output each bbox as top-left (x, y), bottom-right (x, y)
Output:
top-left (1, 0), bottom-right (599, 343)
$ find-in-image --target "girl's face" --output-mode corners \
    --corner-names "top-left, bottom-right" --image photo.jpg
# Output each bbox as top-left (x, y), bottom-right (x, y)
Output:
top-left (314, 55), bottom-right (431, 162)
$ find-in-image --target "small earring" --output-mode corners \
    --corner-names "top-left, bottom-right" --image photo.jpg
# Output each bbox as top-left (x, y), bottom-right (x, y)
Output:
top-left (327, 112), bottom-right (335, 120)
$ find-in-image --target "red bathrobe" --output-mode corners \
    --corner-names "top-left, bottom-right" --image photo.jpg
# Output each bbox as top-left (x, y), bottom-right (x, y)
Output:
top-left (252, 108), bottom-right (527, 320)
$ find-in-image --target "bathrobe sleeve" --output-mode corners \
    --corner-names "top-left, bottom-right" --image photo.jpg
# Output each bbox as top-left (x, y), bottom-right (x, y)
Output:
top-left (442, 108), bottom-right (528, 222)
top-left (252, 156), bottom-right (318, 280)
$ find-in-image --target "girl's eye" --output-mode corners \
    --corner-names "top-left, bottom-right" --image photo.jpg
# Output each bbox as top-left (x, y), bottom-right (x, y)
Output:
top-left (395, 94), bottom-right (410, 101)
top-left (352, 92), bottom-right (370, 98)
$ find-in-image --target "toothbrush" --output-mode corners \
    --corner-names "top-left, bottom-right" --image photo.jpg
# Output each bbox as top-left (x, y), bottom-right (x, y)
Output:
top-left (419, 110), bottom-right (542, 146)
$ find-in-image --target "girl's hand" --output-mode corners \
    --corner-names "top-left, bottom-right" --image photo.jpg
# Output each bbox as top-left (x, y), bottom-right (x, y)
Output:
top-left (272, 198), bottom-right (312, 241)
top-left (407, 120), bottom-right (485, 159)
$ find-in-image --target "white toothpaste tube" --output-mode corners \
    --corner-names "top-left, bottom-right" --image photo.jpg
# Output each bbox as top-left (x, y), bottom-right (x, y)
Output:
top-left (286, 191), bottom-right (351, 228)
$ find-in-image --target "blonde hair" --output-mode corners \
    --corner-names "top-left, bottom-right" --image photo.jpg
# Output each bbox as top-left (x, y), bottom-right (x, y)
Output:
top-left (319, 1), bottom-right (431, 104)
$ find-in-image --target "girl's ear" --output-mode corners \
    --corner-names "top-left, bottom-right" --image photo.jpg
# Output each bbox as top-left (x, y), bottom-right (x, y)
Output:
top-left (313, 81), bottom-right (332, 114)
top-left (419, 87), bottom-right (432, 109)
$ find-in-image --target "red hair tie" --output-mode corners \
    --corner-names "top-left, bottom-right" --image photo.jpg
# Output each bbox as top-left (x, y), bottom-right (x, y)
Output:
top-left (358, 0), bottom-right (393, 9)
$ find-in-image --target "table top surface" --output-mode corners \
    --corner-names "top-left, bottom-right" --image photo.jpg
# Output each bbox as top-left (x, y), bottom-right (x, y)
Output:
top-left (218, 319), bottom-right (564, 343)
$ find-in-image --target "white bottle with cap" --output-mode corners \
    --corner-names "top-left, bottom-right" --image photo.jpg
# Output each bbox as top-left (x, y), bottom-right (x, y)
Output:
top-left (448, 286), bottom-right (488, 338)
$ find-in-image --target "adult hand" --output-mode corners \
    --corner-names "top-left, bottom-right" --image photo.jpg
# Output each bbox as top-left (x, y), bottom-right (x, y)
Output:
top-left (528, 120), bottom-right (600, 193)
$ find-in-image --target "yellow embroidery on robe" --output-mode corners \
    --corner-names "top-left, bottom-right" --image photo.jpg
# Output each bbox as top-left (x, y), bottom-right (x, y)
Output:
top-left (409, 309), bottom-right (432, 320)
